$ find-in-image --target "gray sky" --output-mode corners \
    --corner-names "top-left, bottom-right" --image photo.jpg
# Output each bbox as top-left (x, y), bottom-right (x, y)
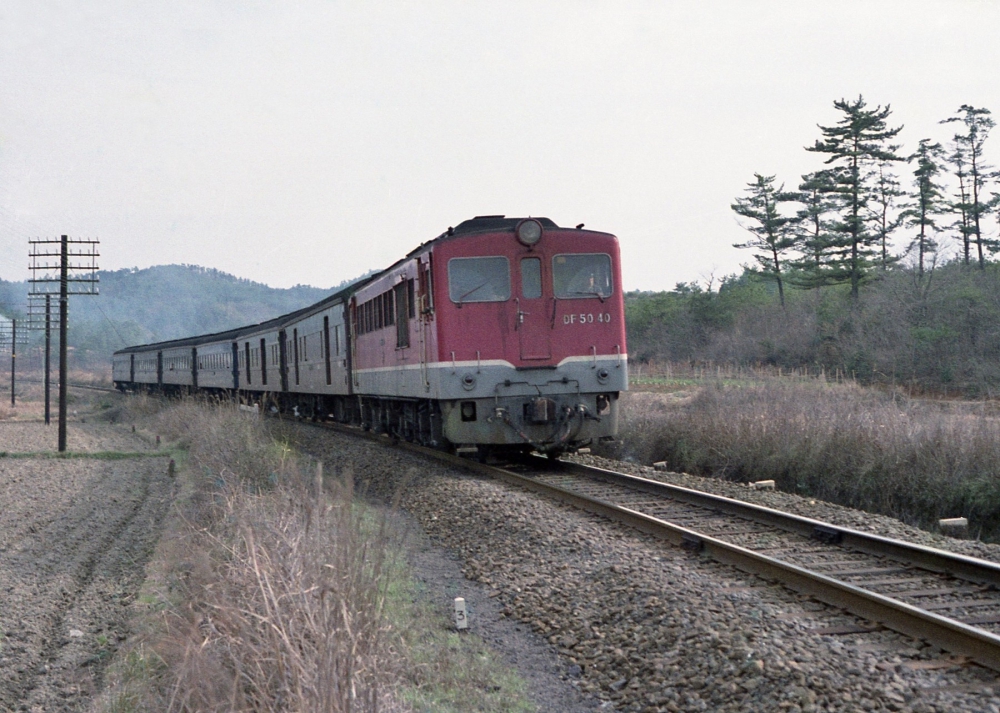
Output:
top-left (2, 1), bottom-right (999, 293)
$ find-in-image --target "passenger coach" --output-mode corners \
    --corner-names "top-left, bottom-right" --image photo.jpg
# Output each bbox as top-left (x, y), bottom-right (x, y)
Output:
top-left (113, 216), bottom-right (628, 457)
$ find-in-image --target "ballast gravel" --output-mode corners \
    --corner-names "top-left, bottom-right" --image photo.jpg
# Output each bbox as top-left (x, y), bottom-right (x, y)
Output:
top-left (293, 426), bottom-right (1000, 713)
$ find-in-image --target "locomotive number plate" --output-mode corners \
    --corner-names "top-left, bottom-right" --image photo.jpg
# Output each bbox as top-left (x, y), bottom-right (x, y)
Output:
top-left (563, 313), bottom-right (612, 325)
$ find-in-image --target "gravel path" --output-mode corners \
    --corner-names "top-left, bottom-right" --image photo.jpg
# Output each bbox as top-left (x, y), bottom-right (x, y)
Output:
top-left (294, 425), bottom-right (1000, 713)
top-left (0, 423), bottom-right (173, 711)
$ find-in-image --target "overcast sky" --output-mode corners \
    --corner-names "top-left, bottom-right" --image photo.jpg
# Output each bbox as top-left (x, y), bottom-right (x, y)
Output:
top-left (2, 1), bottom-right (999, 295)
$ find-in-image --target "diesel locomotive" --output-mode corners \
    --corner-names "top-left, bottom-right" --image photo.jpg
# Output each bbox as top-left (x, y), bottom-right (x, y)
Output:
top-left (113, 216), bottom-right (628, 457)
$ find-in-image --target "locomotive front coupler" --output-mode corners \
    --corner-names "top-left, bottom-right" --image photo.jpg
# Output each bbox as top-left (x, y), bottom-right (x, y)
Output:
top-left (488, 402), bottom-right (587, 454)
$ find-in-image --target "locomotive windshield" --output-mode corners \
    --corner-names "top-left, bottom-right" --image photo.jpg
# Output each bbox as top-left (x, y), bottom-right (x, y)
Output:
top-left (553, 253), bottom-right (613, 299)
top-left (448, 256), bottom-right (511, 303)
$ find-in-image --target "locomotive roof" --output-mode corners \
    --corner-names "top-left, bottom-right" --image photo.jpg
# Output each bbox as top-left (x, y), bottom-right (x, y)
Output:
top-left (114, 216), bottom-right (606, 355)
top-left (450, 215), bottom-right (558, 235)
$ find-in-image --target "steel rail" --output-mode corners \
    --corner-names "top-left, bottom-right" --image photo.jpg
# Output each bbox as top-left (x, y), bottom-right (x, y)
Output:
top-left (17, 377), bottom-right (116, 393)
top-left (490, 461), bottom-right (1000, 673)
top-left (543, 457), bottom-right (1000, 589)
top-left (304, 421), bottom-right (1000, 672)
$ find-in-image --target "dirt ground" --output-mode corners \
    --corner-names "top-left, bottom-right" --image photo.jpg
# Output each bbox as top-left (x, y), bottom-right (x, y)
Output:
top-left (0, 389), bottom-right (174, 712)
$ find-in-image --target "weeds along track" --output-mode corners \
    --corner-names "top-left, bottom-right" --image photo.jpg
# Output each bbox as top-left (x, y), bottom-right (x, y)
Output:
top-left (310, 421), bottom-right (1000, 676)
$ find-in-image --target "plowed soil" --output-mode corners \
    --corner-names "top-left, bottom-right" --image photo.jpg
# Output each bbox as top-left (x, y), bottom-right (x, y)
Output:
top-left (0, 420), bottom-right (173, 712)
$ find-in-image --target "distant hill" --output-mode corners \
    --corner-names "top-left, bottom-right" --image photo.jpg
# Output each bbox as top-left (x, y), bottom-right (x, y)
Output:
top-left (0, 264), bottom-right (373, 365)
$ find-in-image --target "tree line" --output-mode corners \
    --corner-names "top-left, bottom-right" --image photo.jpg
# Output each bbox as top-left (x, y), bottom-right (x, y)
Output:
top-left (627, 98), bottom-right (1000, 395)
top-left (733, 98), bottom-right (997, 305)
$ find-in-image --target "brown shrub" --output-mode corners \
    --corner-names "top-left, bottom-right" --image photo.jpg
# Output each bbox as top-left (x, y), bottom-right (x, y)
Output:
top-left (605, 381), bottom-right (1000, 541)
top-left (113, 397), bottom-right (404, 712)
top-left (159, 464), bottom-right (401, 712)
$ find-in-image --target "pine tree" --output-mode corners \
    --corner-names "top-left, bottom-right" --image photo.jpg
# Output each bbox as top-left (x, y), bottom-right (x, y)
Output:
top-left (731, 174), bottom-right (797, 307)
top-left (806, 96), bottom-right (904, 299)
top-left (941, 105), bottom-right (996, 268)
top-left (869, 155), bottom-right (904, 270)
top-left (785, 169), bottom-right (842, 289)
top-left (900, 139), bottom-right (946, 278)
top-left (945, 143), bottom-right (974, 266)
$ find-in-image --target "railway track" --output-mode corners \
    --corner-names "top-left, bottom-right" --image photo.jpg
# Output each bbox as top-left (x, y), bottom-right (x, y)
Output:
top-left (16, 377), bottom-right (117, 394)
top-left (313, 421), bottom-right (1000, 673)
top-left (502, 456), bottom-right (1000, 672)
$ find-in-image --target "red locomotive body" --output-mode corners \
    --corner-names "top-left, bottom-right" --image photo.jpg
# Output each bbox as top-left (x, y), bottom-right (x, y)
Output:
top-left (350, 216), bottom-right (627, 454)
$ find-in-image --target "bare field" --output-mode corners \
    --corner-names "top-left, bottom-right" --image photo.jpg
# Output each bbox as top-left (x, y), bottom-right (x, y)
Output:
top-left (0, 421), bottom-right (157, 454)
top-left (0, 405), bottom-right (173, 711)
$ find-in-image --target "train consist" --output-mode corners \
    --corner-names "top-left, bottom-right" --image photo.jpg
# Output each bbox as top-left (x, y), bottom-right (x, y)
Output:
top-left (113, 216), bottom-right (628, 457)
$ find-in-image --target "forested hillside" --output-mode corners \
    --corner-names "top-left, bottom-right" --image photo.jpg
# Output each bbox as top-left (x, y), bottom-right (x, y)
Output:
top-left (0, 265), bottom-right (356, 365)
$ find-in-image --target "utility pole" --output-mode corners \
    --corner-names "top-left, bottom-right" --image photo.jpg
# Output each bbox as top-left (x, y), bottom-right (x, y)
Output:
top-left (58, 238), bottom-right (68, 451)
top-left (28, 292), bottom-right (56, 425)
top-left (28, 236), bottom-right (99, 451)
top-left (0, 317), bottom-right (27, 407)
top-left (44, 296), bottom-right (51, 424)
top-left (10, 319), bottom-right (15, 407)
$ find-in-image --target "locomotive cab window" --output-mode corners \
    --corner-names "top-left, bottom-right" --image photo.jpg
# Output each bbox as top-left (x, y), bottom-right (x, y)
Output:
top-left (521, 258), bottom-right (542, 299)
top-left (448, 256), bottom-right (510, 303)
top-left (553, 253), bottom-right (613, 299)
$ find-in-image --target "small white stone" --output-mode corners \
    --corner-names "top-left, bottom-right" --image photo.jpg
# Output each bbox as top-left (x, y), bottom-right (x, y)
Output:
top-left (939, 517), bottom-right (968, 527)
top-left (68, 629), bottom-right (84, 638)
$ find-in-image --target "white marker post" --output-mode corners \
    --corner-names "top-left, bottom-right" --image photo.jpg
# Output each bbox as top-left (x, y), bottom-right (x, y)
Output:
top-left (454, 597), bottom-right (468, 630)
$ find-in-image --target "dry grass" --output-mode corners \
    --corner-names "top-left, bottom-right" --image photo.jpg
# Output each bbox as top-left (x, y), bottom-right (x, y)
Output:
top-left (98, 396), bottom-right (538, 713)
top-left (160, 465), bottom-right (400, 712)
top-left (604, 379), bottom-right (1000, 541)
top-left (101, 398), bottom-right (404, 712)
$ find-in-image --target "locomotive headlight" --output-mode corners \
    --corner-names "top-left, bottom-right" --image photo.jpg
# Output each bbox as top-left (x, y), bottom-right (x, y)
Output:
top-left (516, 219), bottom-right (543, 247)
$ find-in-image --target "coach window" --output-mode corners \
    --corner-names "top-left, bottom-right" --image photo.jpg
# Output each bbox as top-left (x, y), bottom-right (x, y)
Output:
top-left (553, 253), bottom-right (612, 299)
top-left (394, 281), bottom-right (410, 348)
top-left (448, 256), bottom-right (510, 303)
top-left (521, 258), bottom-right (542, 299)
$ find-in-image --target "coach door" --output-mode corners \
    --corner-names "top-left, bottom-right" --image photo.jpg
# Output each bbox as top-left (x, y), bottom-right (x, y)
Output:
top-left (417, 256), bottom-right (434, 392)
top-left (517, 257), bottom-right (551, 360)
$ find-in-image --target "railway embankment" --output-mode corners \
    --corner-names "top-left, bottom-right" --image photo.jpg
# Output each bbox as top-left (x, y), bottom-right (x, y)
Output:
top-left (12, 386), bottom-right (1000, 711)
top-left (293, 426), bottom-right (1000, 713)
